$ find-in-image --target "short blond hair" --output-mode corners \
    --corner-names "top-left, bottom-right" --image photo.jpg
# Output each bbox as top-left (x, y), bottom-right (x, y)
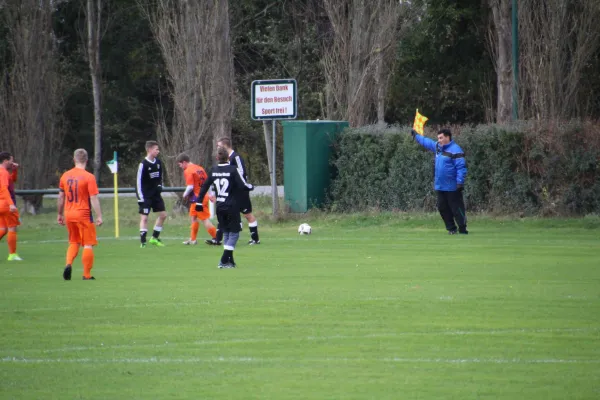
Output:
top-left (73, 149), bottom-right (88, 163)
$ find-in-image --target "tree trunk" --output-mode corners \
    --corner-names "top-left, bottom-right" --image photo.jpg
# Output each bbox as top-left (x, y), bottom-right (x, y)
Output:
top-left (0, 0), bottom-right (66, 214)
top-left (491, 0), bottom-right (513, 124)
top-left (87, 0), bottom-right (103, 181)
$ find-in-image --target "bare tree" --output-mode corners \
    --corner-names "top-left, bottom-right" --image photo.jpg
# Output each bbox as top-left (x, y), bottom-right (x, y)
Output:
top-left (518, 0), bottom-right (600, 119)
top-left (488, 0), bottom-right (513, 124)
top-left (85, 0), bottom-right (104, 182)
top-left (0, 0), bottom-right (67, 214)
top-left (322, 0), bottom-right (407, 126)
top-left (140, 0), bottom-right (234, 186)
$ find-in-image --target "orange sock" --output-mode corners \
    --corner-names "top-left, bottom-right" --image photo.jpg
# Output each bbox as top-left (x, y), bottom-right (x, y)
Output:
top-left (207, 226), bottom-right (217, 239)
top-left (66, 244), bottom-right (80, 265)
top-left (82, 248), bottom-right (94, 278)
top-left (0, 229), bottom-right (6, 241)
top-left (7, 231), bottom-right (17, 254)
top-left (190, 222), bottom-right (200, 241)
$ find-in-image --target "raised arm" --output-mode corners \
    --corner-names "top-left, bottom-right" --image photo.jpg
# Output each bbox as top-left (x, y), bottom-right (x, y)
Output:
top-left (411, 130), bottom-right (437, 152)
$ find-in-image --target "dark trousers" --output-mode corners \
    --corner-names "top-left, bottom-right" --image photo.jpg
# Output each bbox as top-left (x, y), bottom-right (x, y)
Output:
top-left (436, 190), bottom-right (467, 232)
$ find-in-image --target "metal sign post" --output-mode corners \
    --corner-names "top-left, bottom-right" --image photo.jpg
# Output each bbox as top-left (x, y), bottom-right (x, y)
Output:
top-left (251, 79), bottom-right (297, 215)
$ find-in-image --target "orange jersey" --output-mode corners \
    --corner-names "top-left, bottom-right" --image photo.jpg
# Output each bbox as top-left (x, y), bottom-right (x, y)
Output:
top-left (0, 168), bottom-right (15, 210)
top-left (184, 163), bottom-right (208, 202)
top-left (59, 167), bottom-right (99, 221)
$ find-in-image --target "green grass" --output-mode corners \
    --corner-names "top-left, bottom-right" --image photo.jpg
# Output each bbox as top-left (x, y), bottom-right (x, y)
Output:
top-left (1, 197), bottom-right (600, 399)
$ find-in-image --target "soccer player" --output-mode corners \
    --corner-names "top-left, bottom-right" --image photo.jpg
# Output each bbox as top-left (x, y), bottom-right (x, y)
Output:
top-left (176, 153), bottom-right (218, 245)
top-left (0, 152), bottom-right (21, 261)
top-left (136, 141), bottom-right (167, 248)
top-left (196, 147), bottom-right (253, 268)
top-left (57, 149), bottom-right (103, 280)
top-left (215, 137), bottom-right (261, 245)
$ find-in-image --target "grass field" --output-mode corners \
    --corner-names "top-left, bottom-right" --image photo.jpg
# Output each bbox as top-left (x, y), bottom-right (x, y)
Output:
top-left (1, 197), bottom-right (600, 399)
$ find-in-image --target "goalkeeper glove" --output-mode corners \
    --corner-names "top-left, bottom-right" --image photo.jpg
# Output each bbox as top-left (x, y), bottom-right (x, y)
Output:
top-left (457, 184), bottom-right (464, 192)
top-left (195, 203), bottom-right (203, 212)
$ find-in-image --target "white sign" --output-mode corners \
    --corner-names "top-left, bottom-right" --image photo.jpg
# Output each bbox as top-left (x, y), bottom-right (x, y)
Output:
top-left (251, 79), bottom-right (297, 120)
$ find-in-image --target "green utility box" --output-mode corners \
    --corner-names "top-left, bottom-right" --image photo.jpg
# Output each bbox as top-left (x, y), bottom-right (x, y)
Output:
top-left (282, 120), bottom-right (349, 212)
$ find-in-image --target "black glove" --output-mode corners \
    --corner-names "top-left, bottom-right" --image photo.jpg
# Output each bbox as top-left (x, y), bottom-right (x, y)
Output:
top-left (195, 202), bottom-right (203, 212)
top-left (410, 129), bottom-right (418, 138)
top-left (457, 184), bottom-right (464, 192)
top-left (157, 185), bottom-right (163, 194)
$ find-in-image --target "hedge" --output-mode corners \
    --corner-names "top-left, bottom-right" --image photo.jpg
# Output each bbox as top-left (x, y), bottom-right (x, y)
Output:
top-left (329, 121), bottom-right (600, 216)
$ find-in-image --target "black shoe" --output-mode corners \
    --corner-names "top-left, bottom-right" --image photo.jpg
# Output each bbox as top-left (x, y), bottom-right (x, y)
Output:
top-left (82, 276), bottom-right (96, 280)
top-left (459, 229), bottom-right (469, 235)
top-left (218, 262), bottom-right (235, 269)
top-left (205, 239), bottom-right (222, 246)
top-left (448, 230), bottom-right (458, 235)
top-left (63, 265), bottom-right (72, 281)
top-left (248, 239), bottom-right (261, 245)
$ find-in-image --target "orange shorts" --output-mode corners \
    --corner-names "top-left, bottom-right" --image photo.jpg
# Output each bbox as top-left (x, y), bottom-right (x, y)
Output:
top-left (189, 197), bottom-right (211, 220)
top-left (66, 219), bottom-right (98, 246)
top-left (0, 209), bottom-right (20, 228)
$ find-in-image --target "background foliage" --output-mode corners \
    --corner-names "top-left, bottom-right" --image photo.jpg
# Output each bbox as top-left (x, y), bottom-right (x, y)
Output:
top-left (330, 122), bottom-right (600, 216)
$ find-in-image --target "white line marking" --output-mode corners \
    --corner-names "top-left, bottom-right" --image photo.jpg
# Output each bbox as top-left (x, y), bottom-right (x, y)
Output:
top-left (2, 356), bottom-right (599, 365)
top-left (2, 328), bottom-right (597, 355)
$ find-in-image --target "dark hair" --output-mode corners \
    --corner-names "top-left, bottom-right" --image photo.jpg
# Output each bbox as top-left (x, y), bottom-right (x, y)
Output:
top-left (438, 129), bottom-right (452, 139)
top-left (145, 140), bottom-right (159, 151)
top-left (0, 151), bottom-right (12, 163)
top-left (217, 137), bottom-right (232, 148)
top-left (216, 146), bottom-right (229, 163)
top-left (176, 153), bottom-right (190, 163)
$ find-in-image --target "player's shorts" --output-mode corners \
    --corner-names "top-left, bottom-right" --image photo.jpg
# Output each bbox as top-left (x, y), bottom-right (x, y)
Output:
top-left (66, 219), bottom-right (98, 246)
top-left (0, 209), bottom-right (20, 228)
top-left (138, 195), bottom-right (166, 215)
top-left (217, 210), bottom-right (242, 233)
top-left (238, 191), bottom-right (252, 214)
top-left (189, 198), bottom-right (210, 220)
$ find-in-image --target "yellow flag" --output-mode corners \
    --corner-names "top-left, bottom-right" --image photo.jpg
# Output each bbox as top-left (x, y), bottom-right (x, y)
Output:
top-left (413, 109), bottom-right (429, 135)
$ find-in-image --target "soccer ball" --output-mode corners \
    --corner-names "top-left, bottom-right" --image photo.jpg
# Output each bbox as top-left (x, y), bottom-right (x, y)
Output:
top-left (298, 223), bottom-right (312, 235)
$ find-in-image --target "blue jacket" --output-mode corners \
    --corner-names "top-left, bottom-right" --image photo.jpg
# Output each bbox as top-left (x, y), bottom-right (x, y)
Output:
top-left (414, 134), bottom-right (467, 191)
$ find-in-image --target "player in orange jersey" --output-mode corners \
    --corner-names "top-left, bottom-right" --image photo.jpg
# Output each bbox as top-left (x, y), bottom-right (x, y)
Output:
top-left (57, 149), bottom-right (103, 280)
top-left (0, 152), bottom-right (21, 261)
top-left (176, 153), bottom-right (218, 245)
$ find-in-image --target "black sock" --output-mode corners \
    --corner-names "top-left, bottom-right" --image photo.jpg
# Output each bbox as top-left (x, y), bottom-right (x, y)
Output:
top-left (221, 250), bottom-right (232, 264)
top-left (152, 230), bottom-right (161, 239)
top-left (216, 228), bottom-right (223, 243)
top-left (229, 252), bottom-right (235, 265)
top-left (140, 230), bottom-right (147, 244)
top-left (249, 226), bottom-right (259, 241)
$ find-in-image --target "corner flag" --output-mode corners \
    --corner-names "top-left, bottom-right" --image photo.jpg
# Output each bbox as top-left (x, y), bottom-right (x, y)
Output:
top-left (413, 109), bottom-right (429, 135)
top-left (106, 152), bottom-right (119, 238)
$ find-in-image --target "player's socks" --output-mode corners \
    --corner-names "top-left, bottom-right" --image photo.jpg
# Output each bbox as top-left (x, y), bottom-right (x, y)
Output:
top-left (207, 225), bottom-right (217, 239)
top-left (221, 250), bottom-right (232, 265)
top-left (249, 221), bottom-right (259, 242)
top-left (7, 231), bottom-right (17, 254)
top-left (152, 226), bottom-right (162, 239)
top-left (140, 229), bottom-right (148, 244)
top-left (82, 248), bottom-right (94, 279)
top-left (66, 244), bottom-right (80, 265)
top-left (215, 228), bottom-right (223, 243)
top-left (0, 229), bottom-right (6, 241)
top-left (190, 222), bottom-right (199, 241)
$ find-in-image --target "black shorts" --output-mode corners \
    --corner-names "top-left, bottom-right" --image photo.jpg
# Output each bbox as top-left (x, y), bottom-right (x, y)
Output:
top-left (217, 210), bottom-right (242, 233)
top-left (238, 191), bottom-right (253, 214)
top-left (138, 195), bottom-right (166, 215)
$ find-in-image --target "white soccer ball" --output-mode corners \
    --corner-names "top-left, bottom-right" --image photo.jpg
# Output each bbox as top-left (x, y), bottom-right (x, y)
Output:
top-left (298, 223), bottom-right (312, 235)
